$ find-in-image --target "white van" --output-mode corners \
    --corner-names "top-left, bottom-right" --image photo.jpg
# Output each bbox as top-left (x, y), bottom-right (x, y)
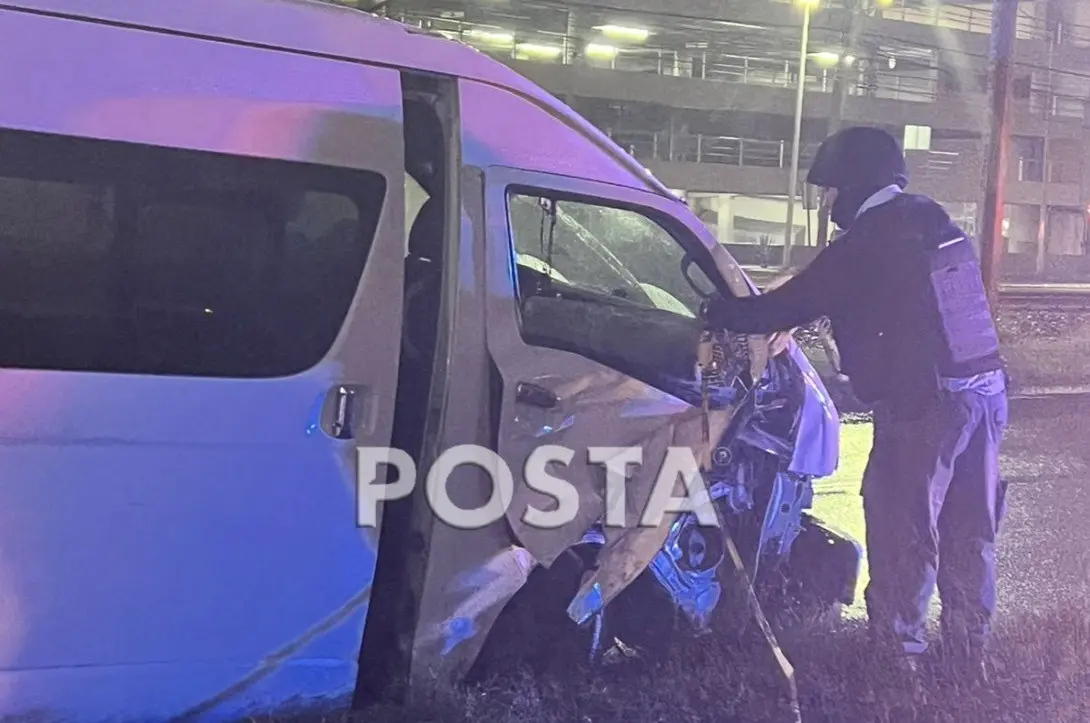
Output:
top-left (0, 0), bottom-right (855, 720)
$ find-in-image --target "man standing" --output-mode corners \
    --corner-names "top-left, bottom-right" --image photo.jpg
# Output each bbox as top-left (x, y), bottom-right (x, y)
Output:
top-left (701, 126), bottom-right (1008, 680)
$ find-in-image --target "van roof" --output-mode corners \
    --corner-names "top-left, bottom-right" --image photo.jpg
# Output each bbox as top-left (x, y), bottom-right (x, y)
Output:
top-left (5, 0), bottom-right (672, 196)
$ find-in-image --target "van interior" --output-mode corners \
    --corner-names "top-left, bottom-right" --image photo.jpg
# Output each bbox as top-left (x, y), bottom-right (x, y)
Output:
top-left (356, 70), bottom-right (454, 707)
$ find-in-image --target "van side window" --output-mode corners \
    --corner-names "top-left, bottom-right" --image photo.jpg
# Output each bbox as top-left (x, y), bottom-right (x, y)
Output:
top-left (506, 191), bottom-right (713, 318)
top-left (0, 128), bottom-right (386, 377)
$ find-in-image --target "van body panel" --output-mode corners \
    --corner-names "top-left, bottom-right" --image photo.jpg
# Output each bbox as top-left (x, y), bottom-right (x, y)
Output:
top-left (2, 0), bottom-right (669, 197)
top-left (0, 8), bottom-right (405, 721)
top-left (783, 344), bottom-right (840, 477)
top-left (456, 81), bottom-right (656, 195)
top-left (0, 8), bottom-right (401, 167)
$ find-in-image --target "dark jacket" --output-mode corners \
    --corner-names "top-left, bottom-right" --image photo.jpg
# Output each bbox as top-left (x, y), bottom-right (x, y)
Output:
top-left (706, 193), bottom-right (1003, 418)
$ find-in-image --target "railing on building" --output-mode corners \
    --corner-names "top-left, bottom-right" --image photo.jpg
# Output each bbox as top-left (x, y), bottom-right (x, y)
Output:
top-left (877, 0), bottom-right (1090, 47)
top-left (1016, 157), bottom-right (1082, 185)
top-left (606, 129), bottom-right (963, 177)
top-left (877, 0), bottom-right (1044, 40)
top-left (607, 130), bottom-right (802, 168)
top-left (679, 135), bottom-right (789, 167)
top-left (394, 11), bottom-right (1090, 115)
top-left (1056, 20), bottom-right (1090, 48)
top-left (849, 73), bottom-right (938, 103)
top-left (399, 14), bottom-right (935, 101)
top-left (1018, 157), bottom-right (1045, 183)
top-left (698, 53), bottom-right (832, 92)
top-left (1028, 89), bottom-right (1087, 121)
top-left (915, 150), bottom-right (959, 174)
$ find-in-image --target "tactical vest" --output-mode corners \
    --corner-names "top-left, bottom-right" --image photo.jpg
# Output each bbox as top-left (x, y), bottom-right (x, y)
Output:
top-left (916, 217), bottom-right (1002, 377)
top-left (828, 194), bottom-right (1003, 417)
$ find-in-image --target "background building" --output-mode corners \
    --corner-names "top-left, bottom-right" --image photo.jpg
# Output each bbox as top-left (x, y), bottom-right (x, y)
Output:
top-left (356, 0), bottom-right (1090, 280)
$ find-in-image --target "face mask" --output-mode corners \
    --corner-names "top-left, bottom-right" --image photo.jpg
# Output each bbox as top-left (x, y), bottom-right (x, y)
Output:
top-left (830, 186), bottom-right (880, 230)
top-left (830, 192), bottom-right (857, 230)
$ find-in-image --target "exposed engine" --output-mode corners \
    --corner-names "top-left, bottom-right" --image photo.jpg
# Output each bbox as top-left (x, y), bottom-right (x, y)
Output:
top-left (573, 335), bottom-right (829, 642)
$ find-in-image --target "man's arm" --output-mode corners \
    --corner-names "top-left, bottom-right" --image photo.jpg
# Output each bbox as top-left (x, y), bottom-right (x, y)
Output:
top-left (703, 241), bottom-right (854, 335)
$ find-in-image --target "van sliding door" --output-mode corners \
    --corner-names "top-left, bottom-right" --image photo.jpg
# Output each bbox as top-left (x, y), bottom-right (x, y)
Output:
top-left (0, 9), bottom-right (405, 720)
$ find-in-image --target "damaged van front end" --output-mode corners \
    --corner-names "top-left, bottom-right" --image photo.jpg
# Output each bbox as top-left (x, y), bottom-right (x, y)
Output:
top-left (436, 325), bottom-right (859, 681)
top-left (642, 338), bottom-right (857, 636)
top-left (405, 179), bottom-right (862, 684)
top-left (566, 332), bottom-right (859, 651)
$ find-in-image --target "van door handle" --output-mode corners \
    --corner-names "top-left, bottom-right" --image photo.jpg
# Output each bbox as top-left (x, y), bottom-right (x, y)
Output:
top-left (516, 382), bottom-right (558, 409)
top-left (321, 385), bottom-right (369, 439)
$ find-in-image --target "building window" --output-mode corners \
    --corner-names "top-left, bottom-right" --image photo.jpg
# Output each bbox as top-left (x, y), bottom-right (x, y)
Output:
top-left (0, 128), bottom-right (386, 377)
top-left (903, 124), bottom-right (932, 150)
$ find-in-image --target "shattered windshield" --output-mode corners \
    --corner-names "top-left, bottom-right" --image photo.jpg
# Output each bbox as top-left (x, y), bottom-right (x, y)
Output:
top-left (508, 192), bottom-right (713, 317)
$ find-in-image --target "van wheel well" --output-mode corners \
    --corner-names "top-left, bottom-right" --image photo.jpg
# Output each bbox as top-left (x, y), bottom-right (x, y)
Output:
top-left (464, 543), bottom-right (684, 683)
top-left (465, 546), bottom-right (597, 682)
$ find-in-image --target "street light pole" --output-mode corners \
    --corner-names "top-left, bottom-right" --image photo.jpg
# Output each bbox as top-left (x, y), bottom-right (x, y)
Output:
top-left (816, 3), bottom-right (860, 249)
top-left (783, 0), bottom-right (815, 268)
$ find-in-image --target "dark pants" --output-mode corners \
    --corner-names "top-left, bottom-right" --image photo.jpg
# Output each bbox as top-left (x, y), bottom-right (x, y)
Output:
top-left (862, 374), bottom-right (1009, 656)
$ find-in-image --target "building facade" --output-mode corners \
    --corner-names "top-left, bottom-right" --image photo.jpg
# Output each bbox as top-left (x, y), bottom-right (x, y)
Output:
top-left (378, 0), bottom-right (1090, 280)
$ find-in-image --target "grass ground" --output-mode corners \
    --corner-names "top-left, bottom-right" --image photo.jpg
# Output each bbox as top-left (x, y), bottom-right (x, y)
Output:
top-left (253, 312), bottom-right (1090, 723)
top-left (255, 605), bottom-right (1090, 723)
top-left (253, 419), bottom-right (1090, 723)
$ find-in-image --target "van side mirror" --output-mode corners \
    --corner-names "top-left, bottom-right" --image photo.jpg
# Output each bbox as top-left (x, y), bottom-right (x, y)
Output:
top-left (681, 253), bottom-right (717, 299)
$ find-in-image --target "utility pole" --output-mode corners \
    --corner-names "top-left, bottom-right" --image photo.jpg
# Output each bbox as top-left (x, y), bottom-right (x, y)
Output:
top-left (784, 0), bottom-right (817, 268)
top-left (979, 0), bottom-right (1019, 308)
top-left (816, 0), bottom-right (862, 248)
top-left (1035, 28), bottom-right (1055, 277)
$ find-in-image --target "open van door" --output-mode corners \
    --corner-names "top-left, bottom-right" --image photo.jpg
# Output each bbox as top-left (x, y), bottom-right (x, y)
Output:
top-left (481, 166), bottom-right (769, 622)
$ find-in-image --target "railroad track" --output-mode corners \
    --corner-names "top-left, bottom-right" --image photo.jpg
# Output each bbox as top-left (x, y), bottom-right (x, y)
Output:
top-left (744, 268), bottom-right (1090, 309)
top-left (998, 284), bottom-right (1090, 310)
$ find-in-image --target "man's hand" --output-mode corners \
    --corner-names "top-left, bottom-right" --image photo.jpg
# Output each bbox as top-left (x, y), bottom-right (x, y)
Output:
top-left (768, 330), bottom-right (794, 357)
top-left (702, 292), bottom-right (793, 357)
top-left (699, 293), bottom-right (734, 329)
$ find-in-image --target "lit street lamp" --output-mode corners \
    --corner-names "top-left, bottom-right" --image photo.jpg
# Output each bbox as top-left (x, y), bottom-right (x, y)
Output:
top-left (783, 0), bottom-right (819, 268)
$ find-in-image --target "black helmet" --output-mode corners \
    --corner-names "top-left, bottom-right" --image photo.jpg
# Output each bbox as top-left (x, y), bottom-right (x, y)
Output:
top-left (806, 126), bottom-right (908, 190)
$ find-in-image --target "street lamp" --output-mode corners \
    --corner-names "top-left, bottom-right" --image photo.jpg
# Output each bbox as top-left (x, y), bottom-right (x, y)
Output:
top-left (783, 0), bottom-right (819, 268)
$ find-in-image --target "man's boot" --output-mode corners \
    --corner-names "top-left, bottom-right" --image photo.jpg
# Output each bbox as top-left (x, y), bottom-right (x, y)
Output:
top-left (882, 651), bottom-right (925, 693)
top-left (892, 654), bottom-right (922, 675)
top-left (938, 636), bottom-right (988, 686)
top-left (956, 647), bottom-right (989, 686)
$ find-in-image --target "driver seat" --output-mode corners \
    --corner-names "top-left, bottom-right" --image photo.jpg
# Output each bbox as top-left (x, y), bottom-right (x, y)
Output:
top-left (392, 197), bottom-right (444, 460)
top-left (402, 197), bottom-right (443, 366)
